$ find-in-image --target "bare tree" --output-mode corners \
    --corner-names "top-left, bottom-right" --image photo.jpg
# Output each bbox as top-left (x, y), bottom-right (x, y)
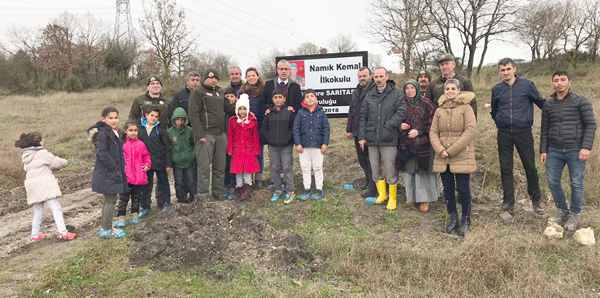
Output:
top-left (515, 1), bottom-right (563, 61)
top-left (559, 0), bottom-right (591, 68)
top-left (292, 42), bottom-right (322, 55)
top-left (139, 0), bottom-right (196, 81)
top-left (328, 34), bottom-right (357, 53)
top-left (3, 25), bottom-right (42, 81)
top-left (368, 0), bottom-right (431, 74)
top-left (423, 0), bottom-right (455, 59)
top-left (585, 0), bottom-right (600, 63)
top-left (368, 53), bottom-right (383, 69)
top-left (258, 48), bottom-right (286, 80)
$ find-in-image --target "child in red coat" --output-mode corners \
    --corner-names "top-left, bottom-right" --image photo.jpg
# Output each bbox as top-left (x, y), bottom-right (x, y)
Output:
top-left (227, 94), bottom-right (261, 201)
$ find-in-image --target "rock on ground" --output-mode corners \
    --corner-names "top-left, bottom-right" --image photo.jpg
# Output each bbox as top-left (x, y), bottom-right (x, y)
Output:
top-left (573, 227), bottom-right (596, 246)
top-left (543, 222), bottom-right (564, 240)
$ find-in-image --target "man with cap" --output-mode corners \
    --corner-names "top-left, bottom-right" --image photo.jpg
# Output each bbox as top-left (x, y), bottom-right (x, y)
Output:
top-left (188, 67), bottom-right (235, 200)
top-left (222, 66), bottom-right (243, 95)
top-left (129, 75), bottom-right (172, 126)
top-left (172, 71), bottom-right (201, 114)
top-left (425, 54), bottom-right (477, 118)
top-left (264, 59), bottom-right (303, 113)
top-left (416, 69), bottom-right (431, 95)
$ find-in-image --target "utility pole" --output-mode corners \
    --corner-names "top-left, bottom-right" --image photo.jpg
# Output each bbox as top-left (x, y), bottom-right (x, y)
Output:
top-left (114, 0), bottom-right (133, 43)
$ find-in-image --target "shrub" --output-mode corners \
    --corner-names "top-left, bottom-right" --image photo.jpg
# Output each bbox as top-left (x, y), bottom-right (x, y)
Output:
top-left (62, 74), bottom-right (84, 93)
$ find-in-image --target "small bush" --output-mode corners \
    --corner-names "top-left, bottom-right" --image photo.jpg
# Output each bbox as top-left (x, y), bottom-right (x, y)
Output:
top-left (63, 74), bottom-right (84, 93)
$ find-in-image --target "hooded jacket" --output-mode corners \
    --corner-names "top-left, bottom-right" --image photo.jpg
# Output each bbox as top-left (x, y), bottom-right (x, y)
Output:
top-left (21, 147), bottom-right (68, 205)
top-left (491, 76), bottom-right (546, 132)
top-left (358, 80), bottom-right (407, 146)
top-left (227, 106), bottom-right (261, 174)
top-left (138, 118), bottom-right (172, 170)
top-left (188, 82), bottom-right (234, 140)
top-left (429, 92), bottom-right (477, 174)
top-left (261, 105), bottom-right (295, 147)
top-left (90, 122), bottom-right (128, 194)
top-left (123, 136), bottom-right (152, 185)
top-left (129, 91), bottom-right (172, 127)
top-left (293, 103), bottom-right (330, 148)
top-left (346, 80), bottom-right (374, 136)
top-left (167, 107), bottom-right (196, 168)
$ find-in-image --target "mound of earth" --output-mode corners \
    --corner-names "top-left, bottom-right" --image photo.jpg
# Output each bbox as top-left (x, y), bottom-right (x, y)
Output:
top-left (129, 198), bottom-right (327, 279)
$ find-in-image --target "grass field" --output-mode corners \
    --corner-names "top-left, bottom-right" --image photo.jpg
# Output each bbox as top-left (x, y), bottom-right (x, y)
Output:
top-left (2, 66), bottom-right (600, 297)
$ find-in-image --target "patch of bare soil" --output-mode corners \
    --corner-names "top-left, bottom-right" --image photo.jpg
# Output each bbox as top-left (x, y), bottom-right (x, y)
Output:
top-left (129, 197), bottom-right (327, 279)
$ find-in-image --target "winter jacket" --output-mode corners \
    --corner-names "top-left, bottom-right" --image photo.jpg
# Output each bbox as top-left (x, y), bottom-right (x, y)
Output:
top-left (172, 86), bottom-right (192, 114)
top-left (238, 88), bottom-right (266, 130)
top-left (21, 147), bottom-right (68, 205)
top-left (227, 114), bottom-right (261, 174)
top-left (293, 103), bottom-right (331, 148)
top-left (264, 78), bottom-right (303, 113)
top-left (261, 105), bottom-right (295, 147)
top-left (188, 82), bottom-right (234, 140)
top-left (222, 81), bottom-right (243, 96)
top-left (491, 76), bottom-right (546, 132)
top-left (122, 137), bottom-right (151, 185)
top-left (540, 91), bottom-right (597, 153)
top-left (91, 123), bottom-right (128, 194)
top-left (167, 107), bottom-right (196, 169)
top-left (425, 73), bottom-right (477, 118)
top-left (129, 91), bottom-right (172, 127)
top-left (138, 119), bottom-right (172, 171)
top-left (429, 92), bottom-right (477, 174)
top-left (358, 80), bottom-right (407, 146)
top-left (346, 81), bottom-right (374, 136)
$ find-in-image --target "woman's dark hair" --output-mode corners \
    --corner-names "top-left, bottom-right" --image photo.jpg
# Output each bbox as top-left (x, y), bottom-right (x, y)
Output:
top-left (240, 67), bottom-right (265, 98)
top-left (102, 106), bottom-right (119, 117)
top-left (14, 132), bottom-right (43, 148)
top-left (122, 121), bottom-right (138, 141)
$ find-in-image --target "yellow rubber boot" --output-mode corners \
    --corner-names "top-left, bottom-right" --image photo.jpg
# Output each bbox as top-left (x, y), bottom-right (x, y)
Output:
top-left (375, 180), bottom-right (388, 204)
top-left (387, 183), bottom-right (397, 210)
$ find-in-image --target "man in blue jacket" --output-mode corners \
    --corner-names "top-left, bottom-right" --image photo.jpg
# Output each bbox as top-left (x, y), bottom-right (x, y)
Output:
top-left (491, 58), bottom-right (546, 214)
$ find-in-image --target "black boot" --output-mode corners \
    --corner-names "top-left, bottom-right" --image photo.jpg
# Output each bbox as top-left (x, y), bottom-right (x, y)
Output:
top-left (361, 181), bottom-right (378, 198)
top-left (445, 212), bottom-right (459, 234)
top-left (458, 216), bottom-right (471, 237)
top-left (532, 200), bottom-right (544, 214)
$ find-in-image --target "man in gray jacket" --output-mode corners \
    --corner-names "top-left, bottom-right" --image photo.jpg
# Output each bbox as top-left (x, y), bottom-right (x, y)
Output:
top-left (358, 67), bottom-right (407, 211)
top-left (540, 70), bottom-right (596, 231)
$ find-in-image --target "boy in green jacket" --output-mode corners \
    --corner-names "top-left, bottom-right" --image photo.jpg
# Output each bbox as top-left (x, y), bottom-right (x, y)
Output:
top-left (167, 107), bottom-right (196, 203)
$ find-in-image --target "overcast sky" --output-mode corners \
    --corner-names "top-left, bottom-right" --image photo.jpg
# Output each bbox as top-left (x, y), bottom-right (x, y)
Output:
top-left (0, 0), bottom-right (531, 74)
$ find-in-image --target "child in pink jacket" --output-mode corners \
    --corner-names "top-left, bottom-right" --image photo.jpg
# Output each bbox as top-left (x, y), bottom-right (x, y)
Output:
top-left (115, 121), bottom-right (151, 227)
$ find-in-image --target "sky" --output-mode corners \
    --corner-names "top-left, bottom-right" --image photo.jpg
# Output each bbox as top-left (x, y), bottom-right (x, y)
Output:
top-left (0, 0), bottom-right (531, 74)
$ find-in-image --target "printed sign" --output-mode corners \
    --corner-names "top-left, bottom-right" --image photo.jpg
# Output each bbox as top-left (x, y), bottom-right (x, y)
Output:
top-left (277, 51), bottom-right (368, 118)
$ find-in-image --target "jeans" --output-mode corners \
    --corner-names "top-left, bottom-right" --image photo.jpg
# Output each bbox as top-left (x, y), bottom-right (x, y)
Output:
top-left (141, 169), bottom-right (171, 210)
top-left (497, 129), bottom-right (541, 204)
top-left (269, 144), bottom-right (294, 191)
top-left (545, 147), bottom-right (587, 214)
top-left (440, 166), bottom-right (472, 218)
top-left (173, 166), bottom-right (196, 203)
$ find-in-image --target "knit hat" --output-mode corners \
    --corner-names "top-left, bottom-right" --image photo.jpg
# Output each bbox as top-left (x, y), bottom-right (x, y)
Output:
top-left (438, 53), bottom-right (455, 63)
top-left (203, 67), bottom-right (220, 81)
top-left (236, 94), bottom-right (250, 124)
top-left (416, 69), bottom-right (432, 82)
top-left (146, 75), bottom-right (162, 86)
top-left (272, 88), bottom-right (285, 98)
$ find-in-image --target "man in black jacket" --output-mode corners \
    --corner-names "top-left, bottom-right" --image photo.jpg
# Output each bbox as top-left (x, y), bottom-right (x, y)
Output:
top-left (222, 66), bottom-right (243, 95)
top-left (491, 58), bottom-right (546, 214)
top-left (346, 66), bottom-right (377, 197)
top-left (172, 72), bottom-right (201, 114)
top-left (129, 75), bottom-right (172, 127)
top-left (264, 59), bottom-right (303, 113)
top-left (540, 70), bottom-right (596, 231)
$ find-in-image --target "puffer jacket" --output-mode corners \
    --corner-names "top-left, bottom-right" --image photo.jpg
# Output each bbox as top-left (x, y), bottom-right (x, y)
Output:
top-left (540, 91), bottom-right (597, 153)
top-left (21, 147), bottom-right (68, 205)
top-left (167, 107), bottom-right (196, 168)
top-left (227, 114), bottom-right (261, 174)
top-left (91, 123), bottom-right (128, 194)
top-left (122, 136), bottom-right (151, 185)
top-left (358, 80), bottom-right (407, 146)
top-left (293, 103), bottom-right (330, 148)
top-left (129, 91), bottom-right (172, 127)
top-left (430, 92), bottom-right (477, 174)
top-left (138, 119), bottom-right (172, 170)
top-left (261, 105), bottom-right (295, 147)
top-left (491, 76), bottom-right (546, 132)
top-left (188, 82), bottom-right (234, 140)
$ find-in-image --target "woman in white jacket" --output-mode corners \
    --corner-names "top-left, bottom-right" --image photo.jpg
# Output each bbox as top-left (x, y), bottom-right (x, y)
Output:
top-left (15, 132), bottom-right (76, 242)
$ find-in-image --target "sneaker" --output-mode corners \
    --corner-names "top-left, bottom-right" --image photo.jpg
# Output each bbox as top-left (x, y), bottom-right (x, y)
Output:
top-left (129, 218), bottom-right (140, 225)
top-left (98, 228), bottom-right (126, 239)
top-left (548, 208), bottom-right (570, 226)
top-left (138, 209), bottom-right (149, 218)
top-left (564, 212), bottom-right (580, 231)
top-left (29, 234), bottom-right (47, 243)
top-left (312, 189), bottom-right (325, 200)
top-left (162, 205), bottom-right (170, 212)
top-left (115, 221), bottom-right (127, 228)
top-left (299, 189), bottom-right (312, 201)
top-left (270, 191), bottom-right (285, 202)
top-left (57, 231), bottom-right (77, 240)
top-left (284, 191), bottom-right (296, 204)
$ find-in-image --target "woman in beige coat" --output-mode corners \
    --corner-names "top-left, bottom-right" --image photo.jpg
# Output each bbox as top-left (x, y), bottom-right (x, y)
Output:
top-left (15, 132), bottom-right (76, 242)
top-left (429, 79), bottom-right (477, 236)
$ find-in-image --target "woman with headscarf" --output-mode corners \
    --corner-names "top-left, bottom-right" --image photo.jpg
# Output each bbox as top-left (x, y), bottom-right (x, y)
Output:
top-left (397, 79), bottom-right (439, 212)
top-left (429, 79), bottom-right (477, 236)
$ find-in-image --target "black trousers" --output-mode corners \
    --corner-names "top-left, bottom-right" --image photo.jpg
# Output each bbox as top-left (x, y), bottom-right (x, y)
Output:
top-left (354, 137), bottom-right (374, 186)
top-left (117, 184), bottom-right (143, 216)
top-left (497, 129), bottom-right (541, 205)
top-left (141, 169), bottom-right (171, 209)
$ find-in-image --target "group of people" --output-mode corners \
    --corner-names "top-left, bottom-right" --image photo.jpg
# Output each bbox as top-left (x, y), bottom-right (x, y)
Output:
top-left (348, 54), bottom-right (596, 236)
top-left (15, 53), bottom-right (596, 241)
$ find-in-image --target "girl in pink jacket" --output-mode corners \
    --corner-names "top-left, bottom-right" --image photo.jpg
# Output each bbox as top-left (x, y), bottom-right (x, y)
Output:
top-left (115, 121), bottom-right (151, 227)
top-left (15, 132), bottom-right (76, 242)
